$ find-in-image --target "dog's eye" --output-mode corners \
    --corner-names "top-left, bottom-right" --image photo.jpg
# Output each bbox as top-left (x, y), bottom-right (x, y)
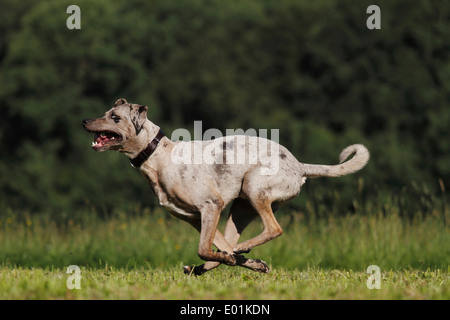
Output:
top-left (111, 113), bottom-right (121, 123)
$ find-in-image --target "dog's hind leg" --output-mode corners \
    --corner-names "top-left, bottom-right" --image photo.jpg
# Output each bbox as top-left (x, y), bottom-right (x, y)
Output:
top-left (232, 197), bottom-right (283, 255)
top-left (225, 198), bottom-right (270, 272)
top-left (184, 198), bottom-right (269, 275)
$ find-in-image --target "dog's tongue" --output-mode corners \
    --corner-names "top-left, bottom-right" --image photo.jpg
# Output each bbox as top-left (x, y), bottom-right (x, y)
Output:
top-left (95, 132), bottom-right (113, 143)
top-left (93, 132), bottom-right (114, 149)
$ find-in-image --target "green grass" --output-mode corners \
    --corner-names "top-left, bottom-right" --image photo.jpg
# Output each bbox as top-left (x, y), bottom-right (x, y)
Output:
top-left (0, 266), bottom-right (447, 299)
top-left (0, 205), bottom-right (448, 299)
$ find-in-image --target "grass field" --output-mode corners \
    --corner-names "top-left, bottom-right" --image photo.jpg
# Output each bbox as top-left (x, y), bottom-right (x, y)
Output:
top-left (0, 266), bottom-right (447, 299)
top-left (0, 204), bottom-right (448, 299)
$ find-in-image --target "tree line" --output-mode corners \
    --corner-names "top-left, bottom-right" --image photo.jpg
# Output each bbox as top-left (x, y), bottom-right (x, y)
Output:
top-left (0, 0), bottom-right (448, 215)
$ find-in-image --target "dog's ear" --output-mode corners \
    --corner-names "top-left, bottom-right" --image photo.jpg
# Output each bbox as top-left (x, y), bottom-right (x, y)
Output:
top-left (130, 105), bottom-right (148, 135)
top-left (114, 98), bottom-right (128, 107)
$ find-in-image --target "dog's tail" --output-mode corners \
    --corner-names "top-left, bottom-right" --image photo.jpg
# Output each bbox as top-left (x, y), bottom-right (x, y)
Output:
top-left (302, 144), bottom-right (369, 178)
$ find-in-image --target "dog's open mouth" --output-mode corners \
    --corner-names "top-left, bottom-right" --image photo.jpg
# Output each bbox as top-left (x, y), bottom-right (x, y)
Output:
top-left (91, 131), bottom-right (122, 150)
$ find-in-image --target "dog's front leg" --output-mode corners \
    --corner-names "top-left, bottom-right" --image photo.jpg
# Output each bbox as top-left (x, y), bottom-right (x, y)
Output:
top-left (197, 204), bottom-right (236, 266)
top-left (184, 198), bottom-right (270, 275)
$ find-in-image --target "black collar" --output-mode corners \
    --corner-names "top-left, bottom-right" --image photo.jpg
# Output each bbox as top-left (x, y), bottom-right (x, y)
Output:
top-left (130, 130), bottom-right (165, 168)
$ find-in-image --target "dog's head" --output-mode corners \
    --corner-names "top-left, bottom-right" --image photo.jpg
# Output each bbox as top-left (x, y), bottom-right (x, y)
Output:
top-left (82, 98), bottom-right (149, 153)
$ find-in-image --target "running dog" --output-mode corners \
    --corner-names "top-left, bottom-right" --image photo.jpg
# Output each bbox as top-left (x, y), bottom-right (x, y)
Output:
top-left (82, 98), bottom-right (369, 275)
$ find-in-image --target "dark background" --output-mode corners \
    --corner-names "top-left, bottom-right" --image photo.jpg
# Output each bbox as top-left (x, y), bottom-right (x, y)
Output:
top-left (0, 0), bottom-right (448, 218)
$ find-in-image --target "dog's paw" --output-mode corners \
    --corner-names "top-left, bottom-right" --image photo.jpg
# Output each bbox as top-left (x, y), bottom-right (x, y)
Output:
top-left (247, 259), bottom-right (270, 273)
top-left (183, 265), bottom-right (205, 276)
top-left (234, 255), bottom-right (271, 273)
top-left (220, 251), bottom-right (237, 266)
top-left (254, 259), bottom-right (271, 273)
top-left (183, 265), bottom-right (193, 275)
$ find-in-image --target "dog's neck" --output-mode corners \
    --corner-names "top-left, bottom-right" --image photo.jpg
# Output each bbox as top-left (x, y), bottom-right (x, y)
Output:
top-left (124, 120), bottom-right (164, 160)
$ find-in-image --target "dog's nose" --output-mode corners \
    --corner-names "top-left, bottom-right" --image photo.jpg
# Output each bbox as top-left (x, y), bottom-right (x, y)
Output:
top-left (82, 119), bottom-right (90, 128)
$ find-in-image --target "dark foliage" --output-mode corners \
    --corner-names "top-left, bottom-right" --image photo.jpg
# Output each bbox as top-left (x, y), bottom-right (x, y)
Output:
top-left (0, 0), bottom-right (448, 215)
